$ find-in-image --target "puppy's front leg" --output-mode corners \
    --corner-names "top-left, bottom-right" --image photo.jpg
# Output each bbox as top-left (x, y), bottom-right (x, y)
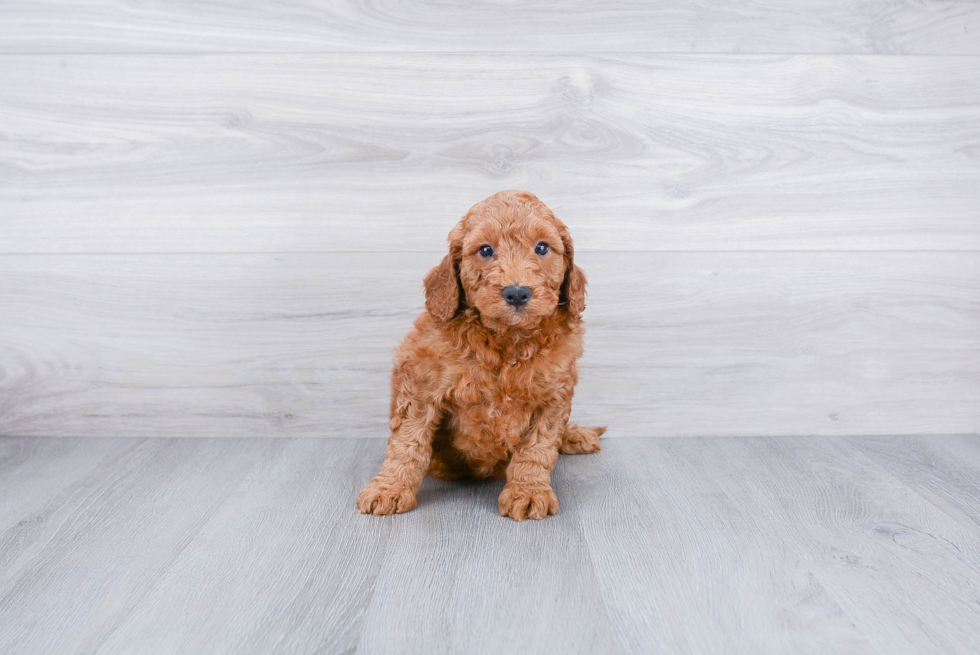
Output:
top-left (498, 403), bottom-right (567, 521)
top-left (357, 397), bottom-right (439, 515)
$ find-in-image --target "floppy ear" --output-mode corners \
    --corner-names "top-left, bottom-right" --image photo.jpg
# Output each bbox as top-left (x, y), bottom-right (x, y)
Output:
top-left (423, 223), bottom-right (465, 322)
top-left (558, 225), bottom-right (587, 319)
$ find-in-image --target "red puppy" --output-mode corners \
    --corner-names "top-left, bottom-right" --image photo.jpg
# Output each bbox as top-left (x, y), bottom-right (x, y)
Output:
top-left (357, 190), bottom-right (604, 521)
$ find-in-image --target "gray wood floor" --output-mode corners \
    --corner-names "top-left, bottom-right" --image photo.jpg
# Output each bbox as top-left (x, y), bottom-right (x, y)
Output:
top-left (1, 435), bottom-right (979, 654)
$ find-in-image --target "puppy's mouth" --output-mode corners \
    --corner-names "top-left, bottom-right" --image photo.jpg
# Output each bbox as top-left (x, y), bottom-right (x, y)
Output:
top-left (470, 284), bottom-right (557, 328)
top-left (506, 306), bottom-right (531, 321)
top-left (478, 300), bottom-right (535, 325)
top-left (500, 300), bottom-right (545, 325)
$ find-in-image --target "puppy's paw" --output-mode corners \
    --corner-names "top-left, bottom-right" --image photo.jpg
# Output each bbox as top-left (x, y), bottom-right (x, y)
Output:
top-left (357, 480), bottom-right (417, 515)
top-left (498, 483), bottom-right (558, 521)
top-left (559, 424), bottom-right (605, 454)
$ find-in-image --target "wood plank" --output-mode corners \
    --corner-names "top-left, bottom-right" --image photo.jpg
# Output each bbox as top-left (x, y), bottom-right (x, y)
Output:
top-left (846, 435), bottom-right (980, 531)
top-left (579, 251), bottom-right (980, 437)
top-left (0, 437), bottom-right (138, 532)
top-left (1, 55), bottom-right (978, 253)
top-left (0, 1), bottom-right (977, 54)
top-left (93, 439), bottom-right (391, 654)
top-left (560, 439), bottom-right (877, 653)
top-left (2, 436), bottom-right (980, 653)
top-left (691, 437), bottom-right (980, 654)
top-left (355, 457), bottom-right (621, 654)
top-left (0, 251), bottom-right (976, 438)
top-left (571, 437), bottom-right (980, 653)
top-left (0, 438), bottom-right (279, 654)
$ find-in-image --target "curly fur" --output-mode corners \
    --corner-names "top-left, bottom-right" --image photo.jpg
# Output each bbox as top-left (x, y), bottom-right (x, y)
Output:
top-left (357, 190), bottom-right (605, 521)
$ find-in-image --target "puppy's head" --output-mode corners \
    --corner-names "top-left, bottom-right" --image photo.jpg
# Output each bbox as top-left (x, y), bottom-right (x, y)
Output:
top-left (424, 190), bottom-right (586, 328)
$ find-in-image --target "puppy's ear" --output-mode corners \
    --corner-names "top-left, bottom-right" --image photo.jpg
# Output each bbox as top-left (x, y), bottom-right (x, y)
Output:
top-left (558, 224), bottom-right (587, 319)
top-left (424, 222), bottom-right (465, 322)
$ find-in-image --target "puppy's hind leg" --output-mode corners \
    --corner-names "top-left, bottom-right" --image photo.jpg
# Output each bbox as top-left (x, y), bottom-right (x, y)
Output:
top-left (559, 423), bottom-right (606, 455)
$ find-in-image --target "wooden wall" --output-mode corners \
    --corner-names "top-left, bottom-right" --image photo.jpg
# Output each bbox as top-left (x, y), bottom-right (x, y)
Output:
top-left (1, 2), bottom-right (978, 438)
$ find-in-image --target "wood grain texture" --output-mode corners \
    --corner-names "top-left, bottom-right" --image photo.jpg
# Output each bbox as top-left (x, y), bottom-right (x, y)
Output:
top-left (0, 438), bottom-right (279, 654)
top-left (581, 437), bottom-right (980, 654)
top-left (559, 440), bottom-right (875, 654)
top-left (1, 55), bottom-right (978, 253)
top-left (355, 471), bottom-right (620, 655)
top-left (94, 439), bottom-right (391, 654)
top-left (739, 437), bottom-right (980, 654)
top-left (0, 437), bottom-right (135, 532)
top-left (847, 434), bottom-right (980, 531)
top-left (1, 1), bottom-right (978, 54)
top-left (2, 436), bottom-right (980, 653)
top-left (1, 251), bottom-right (977, 439)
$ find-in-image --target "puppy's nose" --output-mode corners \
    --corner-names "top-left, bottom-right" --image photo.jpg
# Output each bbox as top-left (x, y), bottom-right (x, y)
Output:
top-left (502, 285), bottom-right (532, 308)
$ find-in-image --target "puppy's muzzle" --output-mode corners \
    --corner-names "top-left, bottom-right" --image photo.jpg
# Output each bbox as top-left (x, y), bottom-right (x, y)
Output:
top-left (502, 285), bottom-right (532, 309)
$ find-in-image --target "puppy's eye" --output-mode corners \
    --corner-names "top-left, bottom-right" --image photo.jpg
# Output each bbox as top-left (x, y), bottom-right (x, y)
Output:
top-left (534, 242), bottom-right (550, 256)
top-left (479, 245), bottom-right (494, 258)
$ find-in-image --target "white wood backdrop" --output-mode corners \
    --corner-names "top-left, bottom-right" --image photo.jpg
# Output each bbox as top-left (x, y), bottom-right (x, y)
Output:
top-left (1, 2), bottom-right (978, 438)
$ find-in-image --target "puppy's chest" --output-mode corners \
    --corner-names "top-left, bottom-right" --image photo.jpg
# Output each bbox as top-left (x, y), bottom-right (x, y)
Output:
top-left (450, 355), bottom-right (556, 443)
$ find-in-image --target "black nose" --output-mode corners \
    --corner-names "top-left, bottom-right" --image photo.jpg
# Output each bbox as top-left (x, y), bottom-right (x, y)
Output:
top-left (502, 285), bottom-right (532, 308)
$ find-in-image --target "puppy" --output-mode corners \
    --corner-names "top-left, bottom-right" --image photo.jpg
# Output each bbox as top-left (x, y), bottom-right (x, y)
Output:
top-left (357, 190), bottom-right (604, 521)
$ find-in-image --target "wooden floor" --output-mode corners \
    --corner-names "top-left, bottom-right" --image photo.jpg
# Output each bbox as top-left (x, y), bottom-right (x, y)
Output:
top-left (1, 435), bottom-right (979, 654)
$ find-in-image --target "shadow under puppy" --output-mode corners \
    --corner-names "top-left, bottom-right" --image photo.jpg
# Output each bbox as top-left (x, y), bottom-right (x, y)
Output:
top-left (358, 190), bottom-right (605, 521)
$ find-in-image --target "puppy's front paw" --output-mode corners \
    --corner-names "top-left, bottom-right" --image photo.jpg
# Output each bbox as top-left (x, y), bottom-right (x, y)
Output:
top-left (357, 480), bottom-right (417, 515)
top-left (498, 483), bottom-right (558, 521)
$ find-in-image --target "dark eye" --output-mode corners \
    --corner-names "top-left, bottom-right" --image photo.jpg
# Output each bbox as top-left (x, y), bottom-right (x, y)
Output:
top-left (535, 242), bottom-right (549, 255)
top-left (479, 245), bottom-right (494, 258)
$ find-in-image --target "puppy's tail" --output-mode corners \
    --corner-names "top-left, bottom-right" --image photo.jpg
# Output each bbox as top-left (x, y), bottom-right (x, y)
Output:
top-left (559, 423), bottom-right (605, 455)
